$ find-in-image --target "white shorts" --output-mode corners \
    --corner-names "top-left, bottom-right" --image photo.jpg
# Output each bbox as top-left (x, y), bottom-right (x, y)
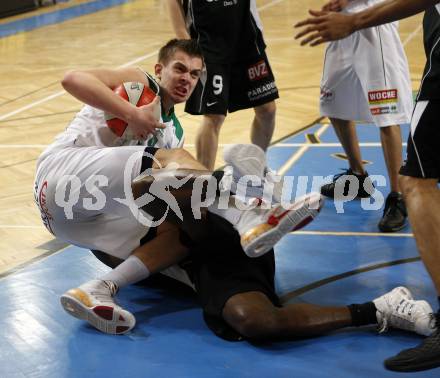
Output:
top-left (320, 22), bottom-right (413, 127)
top-left (34, 145), bottom-right (152, 260)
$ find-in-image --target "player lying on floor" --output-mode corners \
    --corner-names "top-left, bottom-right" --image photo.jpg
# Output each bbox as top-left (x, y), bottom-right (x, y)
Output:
top-left (33, 38), bottom-right (324, 333)
top-left (59, 144), bottom-right (436, 343)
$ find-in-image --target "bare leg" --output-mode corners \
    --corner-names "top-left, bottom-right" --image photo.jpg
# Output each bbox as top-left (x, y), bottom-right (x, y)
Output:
top-left (330, 117), bottom-right (365, 174)
top-left (400, 176), bottom-right (440, 293)
top-left (380, 125), bottom-right (403, 193)
top-left (251, 101), bottom-right (276, 151)
top-left (223, 292), bottom-right (352, 339)
top-left (132, 221), bottom-right (189, 274)
top-left (195, 114), bottom-right (226, 170)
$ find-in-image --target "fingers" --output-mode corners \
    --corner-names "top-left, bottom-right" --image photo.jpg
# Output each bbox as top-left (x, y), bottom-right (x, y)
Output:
top-left (295, 25), bottom-right (319, 39)
top-left (294, 14), bottom-right (324, 28)
top-left (300, 32), bottom-right (326, 46)
top-left (155, 122), bottom-right (166, 130)
top-left (310, 37), bottom-right (326, 46)
top-left (309, 9), bottom-right (326, 16)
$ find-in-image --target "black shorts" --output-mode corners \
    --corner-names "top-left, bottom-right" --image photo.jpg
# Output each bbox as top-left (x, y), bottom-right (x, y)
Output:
top-left (91, 213), bottom-right (279, 341)
top-left (185, 50), bottom-right (279, 115)
top-left (400, 100), bottom-right (440, 179)
top-left (181, 212), bottom-right (279, 341)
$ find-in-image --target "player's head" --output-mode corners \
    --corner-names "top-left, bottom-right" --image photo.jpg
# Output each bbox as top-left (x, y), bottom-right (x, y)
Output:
top-left (155, 39), bottom-right (204, 105)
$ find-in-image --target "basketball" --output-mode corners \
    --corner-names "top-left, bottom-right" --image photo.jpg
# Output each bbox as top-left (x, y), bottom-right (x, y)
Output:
top-left (104, 81), bottom-right (160, 139)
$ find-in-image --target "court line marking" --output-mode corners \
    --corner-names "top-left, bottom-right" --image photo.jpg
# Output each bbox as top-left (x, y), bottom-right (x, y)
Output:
top-left (402, 23), bottom-right (423, 46)
top-left (279, 256), bottom-right (421, 303)
top-left (0, 49), bottom-right (160, 122)
top-left (288, 230), bottom-right (413, 238)
top-left (277, 124), bottom-right (330, 175)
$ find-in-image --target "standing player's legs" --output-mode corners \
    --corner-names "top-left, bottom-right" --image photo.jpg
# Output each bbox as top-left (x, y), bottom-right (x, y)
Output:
top-left (379, 125), bottom-right (403, 194)
top-left (319, 36), bottom-right (374, 199)
top-left (185, 63), bottom-right (230, 170)
top-left (354, 24), bottom-right (412, 232)
top-left (251, 100), bottom-right (276, 152)
top-left (330, 118), bottom-right (365, 175)
top-left (384, 100), bottom-right (440, 372)
top-left (230, 50), bottom-right (279, 152)
top-left (195, 114), bottom-right (226, 170)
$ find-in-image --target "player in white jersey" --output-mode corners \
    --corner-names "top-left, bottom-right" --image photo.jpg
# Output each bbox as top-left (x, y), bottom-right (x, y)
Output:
top-left (34, 39), bottom-right (200, 260)
top-left (34, 39), bottom-right (325, 334)
top-left (317, 0), bottom-right (413, 232)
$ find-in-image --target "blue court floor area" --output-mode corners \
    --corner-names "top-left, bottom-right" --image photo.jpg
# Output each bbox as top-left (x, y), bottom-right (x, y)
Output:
top-left (1, 122), bottom-right (439, 377)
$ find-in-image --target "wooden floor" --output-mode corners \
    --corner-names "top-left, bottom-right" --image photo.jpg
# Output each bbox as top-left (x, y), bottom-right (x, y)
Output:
top-left (0, 0), bottom-right (425, 274)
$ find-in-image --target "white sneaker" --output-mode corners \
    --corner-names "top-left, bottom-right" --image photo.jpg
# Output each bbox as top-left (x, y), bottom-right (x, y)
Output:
top-left (374, 286), bottom-right (437, 336)
top-left (223, 143), bottom-right (266, 178)
top-left (223, 144), bottom-right (290, 203)
top-left (224, 144), bottom-right (283, 203)
top-left (60, 279), bottom-right (136, 335)
top-left (235, 192), bottom-right (324, 257)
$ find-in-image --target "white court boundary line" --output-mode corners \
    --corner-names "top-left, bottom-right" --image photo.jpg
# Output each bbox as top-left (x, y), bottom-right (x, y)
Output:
top-left (0, 49), bottom-right (160, 122)
top-left (289, 230), bottom-right (413, 238)
top-left (277, 124), bottom-right (330, 175)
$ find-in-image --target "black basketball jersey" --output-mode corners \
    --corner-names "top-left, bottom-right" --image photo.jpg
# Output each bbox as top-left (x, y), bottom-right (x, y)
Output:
top-left (417, 4), bottom-right (440, 100)
top-left (183, 0), bottom-right (266, 63)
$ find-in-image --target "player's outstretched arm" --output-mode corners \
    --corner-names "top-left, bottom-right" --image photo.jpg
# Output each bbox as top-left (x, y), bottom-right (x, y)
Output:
top-left (294, 0), bottom-right (438, 46)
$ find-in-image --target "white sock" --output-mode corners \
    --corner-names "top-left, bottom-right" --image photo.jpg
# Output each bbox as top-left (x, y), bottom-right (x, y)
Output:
top-left (100, 255), bottom-right (150, 288)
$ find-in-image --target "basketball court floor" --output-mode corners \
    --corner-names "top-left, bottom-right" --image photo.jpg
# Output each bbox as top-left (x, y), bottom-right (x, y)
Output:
top-left (0, 0), bottom-right (437, 377)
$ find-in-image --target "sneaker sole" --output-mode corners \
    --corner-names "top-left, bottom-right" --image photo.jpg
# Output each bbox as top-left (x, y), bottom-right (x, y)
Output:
top-left (385, 357), bottom-right (440, 372)
top-left (60, 290), bottom-right (135, 335)
top-left (242, 192), bottom-right (324, 257)
top-left (378, 221), bottom-right (407, 233)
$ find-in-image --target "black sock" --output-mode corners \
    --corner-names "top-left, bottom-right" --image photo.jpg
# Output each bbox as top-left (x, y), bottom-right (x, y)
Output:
top-left (348, 302), bottom-right (377, 327)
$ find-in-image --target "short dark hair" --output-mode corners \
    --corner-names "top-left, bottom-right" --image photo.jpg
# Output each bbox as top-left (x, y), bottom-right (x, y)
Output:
top-left (158, 39), bottom-right (204, 66)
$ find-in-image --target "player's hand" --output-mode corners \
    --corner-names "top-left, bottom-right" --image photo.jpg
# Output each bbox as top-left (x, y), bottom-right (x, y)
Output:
top-left (128, 96), bottom-right (166, 140)
top-left (321, 0), bottom-right (348, 12)
top-left (294, 10), bottom-right (356, 46)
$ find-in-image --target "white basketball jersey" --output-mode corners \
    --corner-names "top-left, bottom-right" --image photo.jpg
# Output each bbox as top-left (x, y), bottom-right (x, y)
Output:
top-left (37, 72), bottom-right (184, 166)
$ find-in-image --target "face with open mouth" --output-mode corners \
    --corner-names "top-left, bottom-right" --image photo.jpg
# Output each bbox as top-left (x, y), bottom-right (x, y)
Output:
top-left (155, 50), bottom-right (203, 107)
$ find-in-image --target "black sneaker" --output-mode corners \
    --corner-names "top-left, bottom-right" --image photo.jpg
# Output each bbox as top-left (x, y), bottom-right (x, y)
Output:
top-left (320, 168), bottom-right (373, 199)
top-left (378, 192), bottom-right (407, 232)
top-left (384, 312), bottom-right (440, 372)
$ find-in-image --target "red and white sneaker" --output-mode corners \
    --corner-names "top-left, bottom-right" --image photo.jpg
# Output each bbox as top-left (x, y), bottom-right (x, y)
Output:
top-left (60, 279), bottom-right (135, 335)
top-left (236, 192), bottom-right (324, 257)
